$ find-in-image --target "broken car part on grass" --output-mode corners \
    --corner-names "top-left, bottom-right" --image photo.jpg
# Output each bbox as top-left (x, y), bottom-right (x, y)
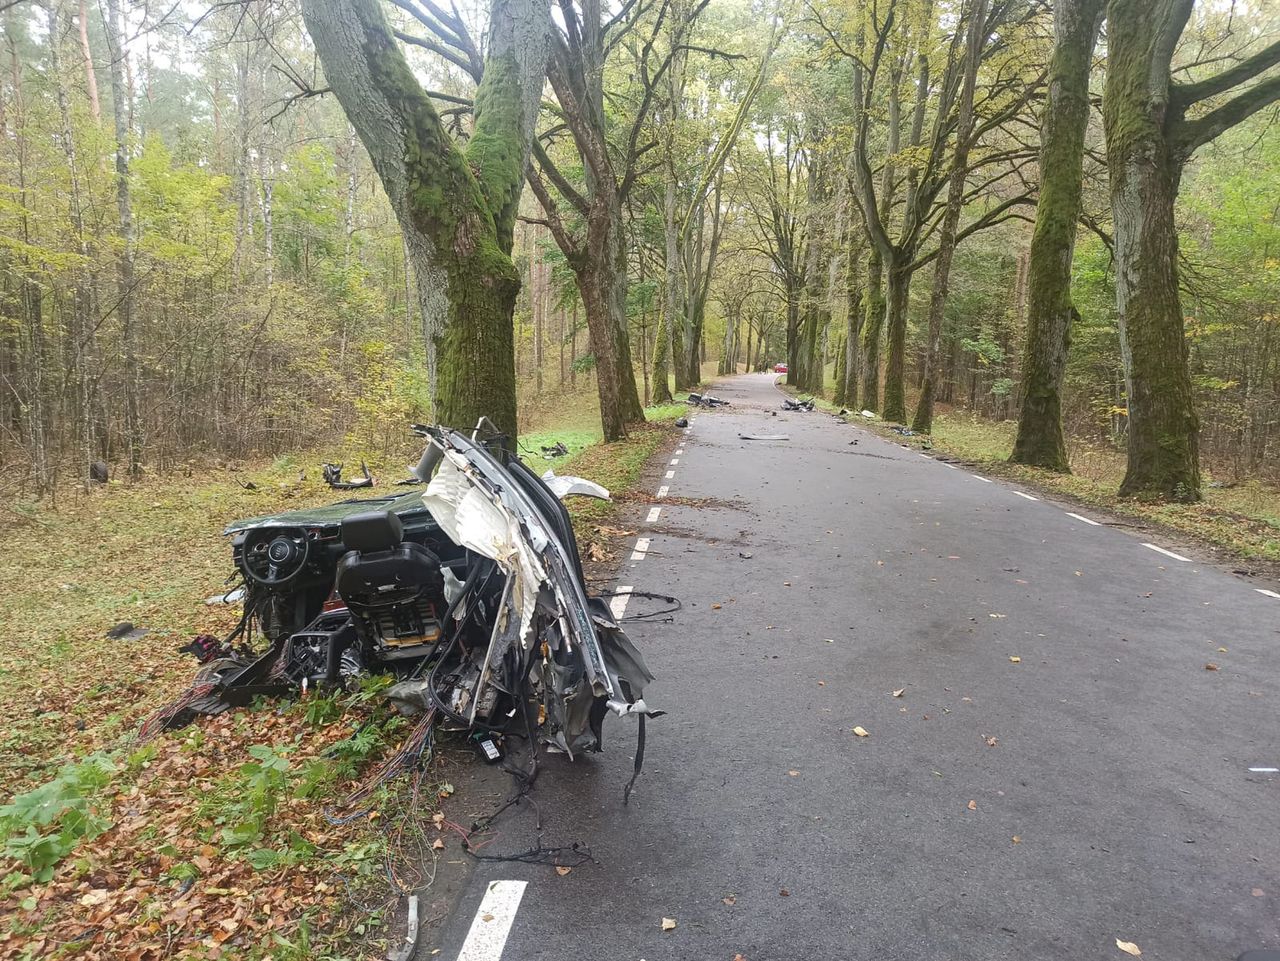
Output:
top-left (146, 422), bottom-right (661, 802)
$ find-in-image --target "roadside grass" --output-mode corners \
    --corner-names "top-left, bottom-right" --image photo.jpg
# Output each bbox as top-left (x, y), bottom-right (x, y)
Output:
top-left (780, 377), bottom-right (1280, 564)
top-left (0, 398), bottom-right (685, 959)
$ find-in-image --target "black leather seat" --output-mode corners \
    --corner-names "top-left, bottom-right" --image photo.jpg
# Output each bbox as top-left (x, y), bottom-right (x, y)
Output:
top-left (335, 511), bottom-right (445, 658)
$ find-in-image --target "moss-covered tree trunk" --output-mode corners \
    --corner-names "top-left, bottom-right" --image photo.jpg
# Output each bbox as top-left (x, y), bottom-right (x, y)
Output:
top-left (881, 261), bottom-right (912, 422)
top-left (1103, 0), bottom-right (1200, 500)
top-left (1009, 0), bottom-right (1104, 471)
top-left (650, 307), bottom-right (674, 404)
top-left (302, 0), bottom-right (548, 443)
top-left (860, 247), bottom-right (885, 410)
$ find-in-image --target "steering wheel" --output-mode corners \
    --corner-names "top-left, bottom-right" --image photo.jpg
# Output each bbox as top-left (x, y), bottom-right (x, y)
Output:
top-left (240, 526), bottom-right (311, 586)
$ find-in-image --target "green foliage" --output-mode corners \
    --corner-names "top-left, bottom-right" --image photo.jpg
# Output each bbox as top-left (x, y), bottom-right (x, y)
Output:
top-left (0, 753), bottom-right (118, 883)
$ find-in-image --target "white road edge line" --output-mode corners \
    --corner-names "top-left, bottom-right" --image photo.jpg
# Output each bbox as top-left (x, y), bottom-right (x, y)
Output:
top-left (631, 537), bottom-right (651, 561)
top-left (970, 474), bottom-right (992, 483)
top-left (918, 453), bottom-right (932, 459)
top-left (456, 879), bottom-right (527, 961)
top-left (656, 485), bottom-right (669, 498)
top-left (664, 469), bottom-right (676, 479)
top-left (1012, 491), bottom-right (1039, 501)
top-left (646, 506), bottom-right (662, 523)
top-left (1065, 512), bottom-right (1102, 526)
top-left (670, 458), bottom-right (680, 465)
top-left (1255, 588), bottom-right (1280, 599)
top-left (1143, 543), bottom-right (1191, 563)
top-left (943, 463), bottom-right (959, 470)
top-left (609, 586), bottom-right (633, 620)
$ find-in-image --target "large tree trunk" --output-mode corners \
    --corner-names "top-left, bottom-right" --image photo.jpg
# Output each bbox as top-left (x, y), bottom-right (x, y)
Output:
top-left (913, 0), bottom-right (990, 434)
top-left (1104, 0), bottom-right (1200, 501)
top-left (1009, 0), bottom-right (1104, 471)
top-left (881, 261), bottom-right (911, 422)
top-left (302, 0), bottom-right (548, 443)
top-left (861, 247), bottom-right (885, 409)
top-left (652, 172), bottom-right (679, 403)
top-left (577, 195), bottom-right (645, 439)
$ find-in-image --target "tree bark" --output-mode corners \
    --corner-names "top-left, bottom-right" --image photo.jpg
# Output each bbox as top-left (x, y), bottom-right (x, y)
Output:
top-left (1104, 0), bottom-right (1199, 500)
top-left (913, 0), bottom-right (990, 434)
top-left (861, 247), bottom-right (885, 408)
top-left (881, 263), bottom-right (911, 421)
top-left (1009, 0), bottom-right (1104, 470)
top-left (302, 0), bottom-right (549, 442)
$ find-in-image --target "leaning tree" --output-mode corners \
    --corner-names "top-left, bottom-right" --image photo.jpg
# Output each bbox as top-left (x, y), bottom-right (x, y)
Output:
top-left (301, 0), bottom-right (550, 441)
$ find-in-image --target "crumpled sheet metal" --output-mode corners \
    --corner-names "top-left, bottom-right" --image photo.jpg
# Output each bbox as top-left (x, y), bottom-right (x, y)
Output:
top-left (540, 469), bottom-right (610, 501)
top-left (421, 433), bottom-right (655, 755)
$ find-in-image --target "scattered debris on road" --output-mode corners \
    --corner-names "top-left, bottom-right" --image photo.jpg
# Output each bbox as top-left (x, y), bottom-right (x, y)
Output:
top-left (687, 392), bottom-right (730, 408)
top-left (783, 397), bottom-right (815, 411)
top-left (738, 433), bottom-right (790, 441)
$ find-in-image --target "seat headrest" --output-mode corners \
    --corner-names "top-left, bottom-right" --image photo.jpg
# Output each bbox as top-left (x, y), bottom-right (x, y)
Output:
top-left (341, 510), bottom-right (403, 553)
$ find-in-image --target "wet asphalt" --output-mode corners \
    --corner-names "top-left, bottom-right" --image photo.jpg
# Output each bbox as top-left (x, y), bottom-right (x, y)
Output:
top-left (431, 372), bottom-right (1280, 961)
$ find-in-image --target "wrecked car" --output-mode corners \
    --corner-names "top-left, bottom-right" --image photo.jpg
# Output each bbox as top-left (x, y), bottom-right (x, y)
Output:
top-left (149, 423), bottom-right (658, 794)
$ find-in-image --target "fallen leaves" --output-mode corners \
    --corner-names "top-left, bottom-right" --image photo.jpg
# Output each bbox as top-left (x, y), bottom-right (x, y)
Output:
top-left (1115, 939), bottom-right (1142, 956)
top-left (1009, 656), bottom-right (1021, 664)
top-left (1205, 663), bottom-right (1219, 671)
top-left (984, 736), bottom-right (998, 747)
top-left (722, 895), bottom-right (737, 906)
top-left (967, 800), bottom-right (977, 811)
top-left (852, 726), bottom-right (869, 738)
top-left (555, 866), bottom-right (572, 877)
top-left (661, 917), bottom-right (678, 931)
top-left (892, 688), bottom-right (905, 698)
top-left (787, 770), bottom-right (800, 777)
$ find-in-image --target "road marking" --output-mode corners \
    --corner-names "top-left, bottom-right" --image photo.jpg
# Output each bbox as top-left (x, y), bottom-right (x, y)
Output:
top-left (1143, 543), bottom-right (1191, 562)
top-left (918, 453), bottom-right (932, 459)
top-left (646, 506), bottom-right (662, 523)
top-left (656, 485), bottom-right (669, 498)
top-left (631, 537), bottom-right (651, 561)
top-left (676, 448), bottom-right (684, 455)
top-left (1249, 766), bottom-right (1279, 773)
top-left (942, 463), bottom-right (958, 470)
top-left (609, 586), bottom-right (633, 620)
top-left (970, 474), bottom-right (992, 483)
top-left (457, 879), bottom-right (527, 961)
top-left (1065, 512), bottom-right (1102, 526)
top-left (1256, 589), bottom-right (1280, 599)
top-left (1012, 491), bottom-right (1039, 501)
top-left (664, 469), bottom-right (675, 479)
top-left (670, 458), bottom-right (680, 465)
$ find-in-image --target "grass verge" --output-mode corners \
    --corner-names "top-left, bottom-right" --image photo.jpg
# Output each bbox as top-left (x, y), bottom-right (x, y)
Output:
top-left (0, 400), bottom-right (685, 960)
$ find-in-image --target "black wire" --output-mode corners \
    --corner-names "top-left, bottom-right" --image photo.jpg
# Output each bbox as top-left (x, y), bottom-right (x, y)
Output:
top-left (596, 589), bottom-right (683, 621)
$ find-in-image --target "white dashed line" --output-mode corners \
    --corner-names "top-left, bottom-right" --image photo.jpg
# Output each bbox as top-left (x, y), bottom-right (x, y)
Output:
top-left (664, 470), bottom-right (675, 479)
top-left (656, 485), bottom-right (669, 498)
top-left (1256, 589), bottom-right (1280, 599)
top-left (1249, 766), bottom-right (1279, 773)
top-left (970, 474), bottom-right (992, 483)
top-left (1143, 543), bottom-right (1191, 562)
top-left (457, 880), bottom-right (526, 961)
top-left (919, 453), bottom-right (932, 459)
top-left (670, 458), bottom-right (680, 465)
top-left (1065, 512), bottom-right (1102, 526)
top-left (676, 448), bottom-right (684, 455)
top-left (942, 463), bottom-right (958, 470)
top-left (646, 506), bottom-right (661, 523)
top-left (609, 586), bottom-right (633, 620)
top-left (1012, 491), bottom-right (1039, 501)
top-left (630, 537), bottom-right (651, 561)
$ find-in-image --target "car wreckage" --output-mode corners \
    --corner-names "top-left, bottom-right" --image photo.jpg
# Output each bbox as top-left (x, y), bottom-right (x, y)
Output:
top-left (146, 423), bottom-right (660, 799)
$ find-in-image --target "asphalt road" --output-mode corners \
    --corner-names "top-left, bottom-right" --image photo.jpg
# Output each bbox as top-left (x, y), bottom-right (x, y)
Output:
top-left (432, 372), bottom-right (1280, 961)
